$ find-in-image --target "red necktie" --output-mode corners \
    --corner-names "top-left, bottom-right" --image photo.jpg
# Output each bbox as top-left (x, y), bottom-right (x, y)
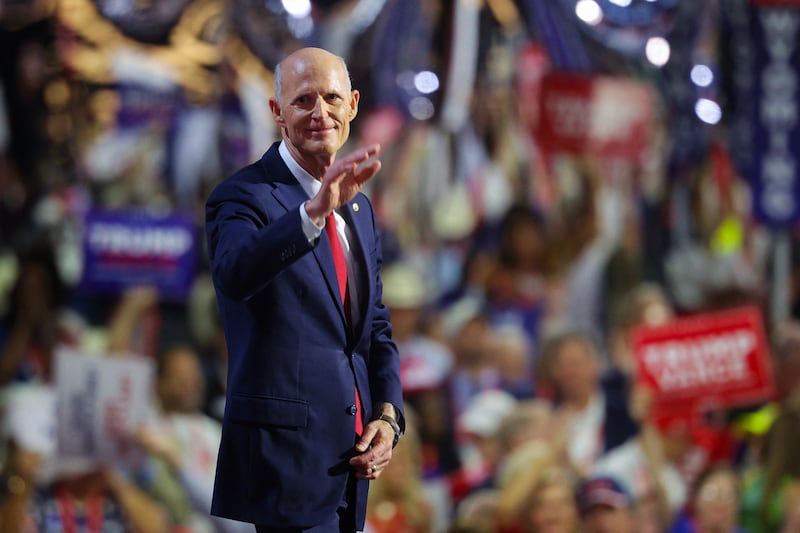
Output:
top-left (325, 212), bottom-right (363, 435)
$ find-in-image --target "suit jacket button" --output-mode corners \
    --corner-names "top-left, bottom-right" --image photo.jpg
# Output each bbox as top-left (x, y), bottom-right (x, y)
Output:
top-left (348, 405), bottom-right (358, 416)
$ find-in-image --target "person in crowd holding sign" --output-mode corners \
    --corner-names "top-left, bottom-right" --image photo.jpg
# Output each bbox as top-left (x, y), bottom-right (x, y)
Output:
top-left (0, 385), bottom-right (169, 533)
top-left (205, 47), bottom-right (404, 532)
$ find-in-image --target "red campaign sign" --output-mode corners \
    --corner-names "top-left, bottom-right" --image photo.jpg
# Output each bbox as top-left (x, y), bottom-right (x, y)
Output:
top-left (535, 74), bottom-right (593, 154)
top-left (534, 74), bottom-right (655, 160)
top-left (632, 307), bottom-right (775, 420)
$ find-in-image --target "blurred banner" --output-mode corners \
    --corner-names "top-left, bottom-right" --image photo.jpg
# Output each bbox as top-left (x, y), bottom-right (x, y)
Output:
top-left (534, 74), bottom-right (655, 160)
top-left (79, 209), bottom-right (197, 300)
top-left (54, 348), bottom-right (154, 465)
top-left (632, 306), bottom-right (775, 422)
top-left (749, 4), bottom-right (800, 227)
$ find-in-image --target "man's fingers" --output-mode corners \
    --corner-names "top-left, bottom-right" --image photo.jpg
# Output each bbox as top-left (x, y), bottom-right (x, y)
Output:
top-left (323, 158), bottom-right (381, 198)
top-left (347, 143), bottom-right (381, 162)
top-left (335, 146), bottom-right (381, 177)
top-left (314, 144), bottom-right (382, 215)
top-left (332, 143), bottom-right (380, 172)
top-left (353, 160), bottom-right (381, 184)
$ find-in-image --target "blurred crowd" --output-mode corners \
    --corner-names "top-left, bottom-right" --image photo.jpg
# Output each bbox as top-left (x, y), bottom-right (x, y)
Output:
top-left (2, 0), bottom-right (800, 532)
top-left (3, 206), bottom-right (800, 533)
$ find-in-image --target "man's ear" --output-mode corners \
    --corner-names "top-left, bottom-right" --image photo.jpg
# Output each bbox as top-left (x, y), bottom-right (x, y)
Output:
top-left (348, 90), bottom-right (360, 121)
top-left (269, 98), bottom-right (284, 127)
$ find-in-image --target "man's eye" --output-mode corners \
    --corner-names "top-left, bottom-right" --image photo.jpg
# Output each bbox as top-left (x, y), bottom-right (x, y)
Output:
top-left (326, 94), bottom-right (340, 101)
top-left (295, 95), bottom-right (309, 105)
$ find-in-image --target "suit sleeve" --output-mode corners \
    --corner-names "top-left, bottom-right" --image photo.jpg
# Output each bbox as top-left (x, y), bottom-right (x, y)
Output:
top-left (362, 198), bottom-right (405, 432)
top-left (206, 180), bottom-right (314, 301)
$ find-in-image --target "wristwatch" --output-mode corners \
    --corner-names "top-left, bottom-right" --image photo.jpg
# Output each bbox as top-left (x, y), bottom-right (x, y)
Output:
top-left (375, 411), bottom-right (402, 448)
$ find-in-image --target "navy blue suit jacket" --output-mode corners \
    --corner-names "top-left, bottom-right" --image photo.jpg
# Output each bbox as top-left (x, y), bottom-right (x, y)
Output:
top-left (205, 143), bottom-right (403, 529)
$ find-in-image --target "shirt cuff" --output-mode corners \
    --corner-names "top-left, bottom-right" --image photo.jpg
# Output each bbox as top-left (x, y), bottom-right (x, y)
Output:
top-left (300, 202), bottom-right (324, 242)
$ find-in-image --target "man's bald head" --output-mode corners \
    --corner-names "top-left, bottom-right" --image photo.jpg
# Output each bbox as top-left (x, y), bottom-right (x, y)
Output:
top-left (268, 46), bottom-right (361, 177)
top-left (273, 47), bottom-right (352, 105)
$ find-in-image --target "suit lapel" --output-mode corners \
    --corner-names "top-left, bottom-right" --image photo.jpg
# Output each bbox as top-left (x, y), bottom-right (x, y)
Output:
top-left (341, 197), bottom-right (372, 342)
top-left (262, 147), bottom-right (345, 323)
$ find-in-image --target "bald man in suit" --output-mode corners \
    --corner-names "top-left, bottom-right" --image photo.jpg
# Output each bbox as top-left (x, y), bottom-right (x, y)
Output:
top-left (205, 47), bottom-right (404, 533)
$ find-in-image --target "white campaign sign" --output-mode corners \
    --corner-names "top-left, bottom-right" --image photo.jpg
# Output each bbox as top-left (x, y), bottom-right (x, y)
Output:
top-left (54, 347), bottom-right (154, 464)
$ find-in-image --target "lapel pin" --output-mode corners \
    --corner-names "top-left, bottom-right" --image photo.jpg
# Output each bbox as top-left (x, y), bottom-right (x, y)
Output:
top-left (352, 202), bottom-right (359, 212)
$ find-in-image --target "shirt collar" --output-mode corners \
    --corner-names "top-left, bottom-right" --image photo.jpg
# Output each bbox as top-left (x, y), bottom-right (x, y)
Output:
top-left (279, 140), bottom-right (320, 199)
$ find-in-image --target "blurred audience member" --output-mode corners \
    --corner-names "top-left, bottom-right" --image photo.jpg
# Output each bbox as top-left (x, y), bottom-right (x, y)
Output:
top-left (0, 384), bottom-right (168, 533)
top-left (494, 441), bottom-right (576, 533)
top-left (537, 327), bottom-right (638, 475)
top-left (365, 406), bottom-right (434, 533)
top-left (607, 282), bottom-right (675, 378)
top-left (484, 204), bottom-right (548, 310)
top-left (487, 323), bottom-right (535, 399)
top-left (24, 465), bottom-right (168, 533)
top-left (670, 464), bottom-right (747, 533)
top-left (384, 261), bottom-right (455, 417)
top-left (187, 274), bottom-right (229, 422)
top-left (592, 386), bottom-right (690, 529)
top-left (495, 399), bottom-right (556, 456)
top-left (739, 395), bottom-right (800, 532)
top-left (519, 465), bottom-right (579, 533)
top-left (136, 345), bottom-right (249, 533)
top-left (401, 363), bottom-right (460, 532)
top-left (575, 475), bottom-right (635, 533)
top-left (0, 243), bottom-right (73, 385)
top-left (449, 313), bottom-right (501, 420)
top-left (771, 321), bottom-right (800, 402)
top-left (0, 436), bottom-right (44, 531)
top-left (388, 261), bottom-right (461, 530)
top-left (483, 204), bottom-right (548, 352)
top-left (455, 389), bottom-right (517, 496)
top-left (780, 481), bottom-right (800, 533)
top-left (105, 285), bottom-right (160, 358)
top-left (448, 489), bottom-right (499, 533)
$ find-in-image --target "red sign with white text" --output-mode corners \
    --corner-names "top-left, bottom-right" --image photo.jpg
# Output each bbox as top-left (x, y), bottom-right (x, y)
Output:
top-left (632, 307), bottom-right (775, 420)
top-left (534, 74), bottom-right (655, 160)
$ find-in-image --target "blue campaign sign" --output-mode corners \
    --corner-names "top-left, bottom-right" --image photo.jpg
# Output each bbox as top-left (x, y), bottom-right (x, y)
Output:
top-left (79, 209), bottom-right (198, 301)
top-left (749, 6), bottom-right (800, 227)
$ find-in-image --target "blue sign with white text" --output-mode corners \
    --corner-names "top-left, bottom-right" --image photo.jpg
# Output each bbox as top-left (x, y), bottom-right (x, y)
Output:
top-left (750, 6), bottom-right (800, 227)
top-left (80, 210), bottom-right (198, 300)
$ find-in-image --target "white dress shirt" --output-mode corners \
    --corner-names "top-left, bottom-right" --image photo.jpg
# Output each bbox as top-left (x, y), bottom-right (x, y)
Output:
top-left (278, 141), bottom-right (363, 322)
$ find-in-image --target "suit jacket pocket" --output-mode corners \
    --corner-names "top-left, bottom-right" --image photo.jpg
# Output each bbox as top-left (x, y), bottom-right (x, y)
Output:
top-left (228, 393), bottom-right (309, 428)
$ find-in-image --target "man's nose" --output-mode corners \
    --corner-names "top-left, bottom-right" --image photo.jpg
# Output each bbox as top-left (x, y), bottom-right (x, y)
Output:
top-left (311, 95), bottom-right (327, 118)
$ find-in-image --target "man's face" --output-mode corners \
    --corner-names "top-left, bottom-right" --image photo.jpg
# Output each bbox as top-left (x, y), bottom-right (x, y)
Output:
top-left (551, 338), bottom-right (599, 401)
top-left (271, 49), bottom-right (359, 170)
top-left (158, 349), bottom-right (206, 414)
